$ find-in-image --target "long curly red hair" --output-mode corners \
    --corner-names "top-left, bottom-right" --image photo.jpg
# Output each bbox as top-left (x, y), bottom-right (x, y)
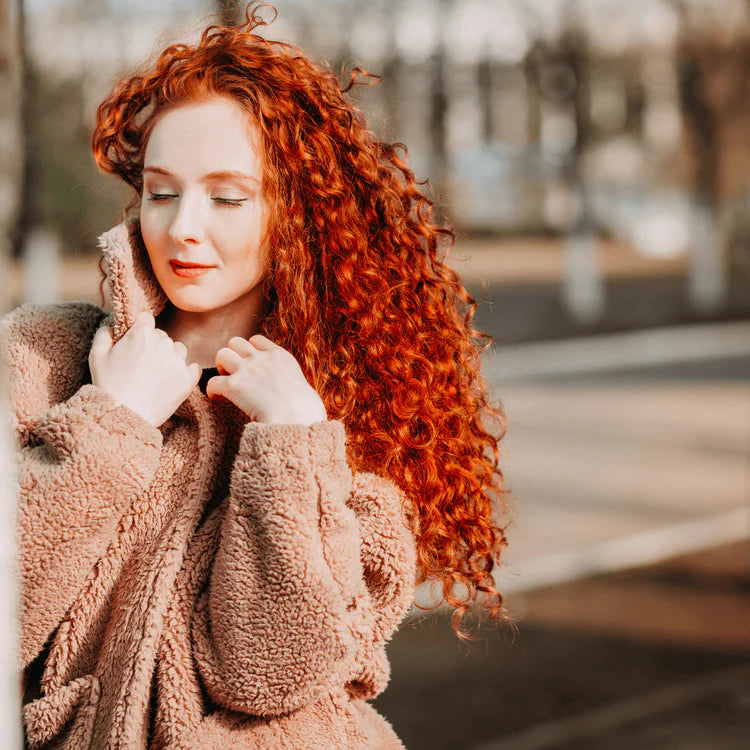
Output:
top-left (91, 3), bottom-right (511, 639)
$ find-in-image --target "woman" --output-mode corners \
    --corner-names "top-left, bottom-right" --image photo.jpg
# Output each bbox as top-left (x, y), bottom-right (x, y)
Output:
top-left (4, 4), bottom-right (510, 748)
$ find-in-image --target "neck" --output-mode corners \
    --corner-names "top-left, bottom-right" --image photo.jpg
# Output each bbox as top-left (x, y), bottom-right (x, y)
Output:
top-left (156, 289), bottom-right (268, 370)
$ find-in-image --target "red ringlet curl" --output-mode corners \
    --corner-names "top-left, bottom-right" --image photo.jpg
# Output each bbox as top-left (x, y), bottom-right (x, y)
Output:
top-left (91, 2), bottom-right (512, 639)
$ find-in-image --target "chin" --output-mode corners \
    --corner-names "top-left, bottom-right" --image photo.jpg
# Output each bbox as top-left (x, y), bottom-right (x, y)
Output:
top-left (164, 290), bottom-right (222, 314)
top-left (171, 301), bottom-right (220, 314)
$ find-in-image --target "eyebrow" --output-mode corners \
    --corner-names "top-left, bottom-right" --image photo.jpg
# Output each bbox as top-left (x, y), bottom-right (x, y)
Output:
top-left (142, 166), bottom-right (260, 185)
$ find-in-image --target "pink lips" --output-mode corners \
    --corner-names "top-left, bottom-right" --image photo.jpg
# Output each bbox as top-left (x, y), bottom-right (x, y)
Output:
top-left (169, 260), bottom-right (214, 278)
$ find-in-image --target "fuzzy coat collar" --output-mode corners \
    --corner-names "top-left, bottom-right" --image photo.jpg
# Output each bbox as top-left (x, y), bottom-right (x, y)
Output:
top-left (96, 217), bottom-right (168, 344)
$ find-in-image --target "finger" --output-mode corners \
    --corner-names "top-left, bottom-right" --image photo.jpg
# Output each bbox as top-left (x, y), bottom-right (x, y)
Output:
top-left (154, 333), bottom-right (175, 354)
top-left (186, 362), bottom-right (202, 384)
top-left (89, 326), bottom-right (114, 358)
top-left (227, 336), bottom-right (257, 357)
top-left (215, 347), bottom-right (244, 374)
top-left (129, 313), bottom-right (157, 340)
top-left (134, 311), bottom-right (155, 328)
top-left (205, 374), bottom-right (230, 403)
top-left (247, 334), bottom-right (278, 351)
top-left (91, 324), bottom-right (114, 346)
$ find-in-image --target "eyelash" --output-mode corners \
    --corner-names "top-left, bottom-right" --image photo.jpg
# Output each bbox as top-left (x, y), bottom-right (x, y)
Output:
top-left (146, 193), bottom-right (247, 208)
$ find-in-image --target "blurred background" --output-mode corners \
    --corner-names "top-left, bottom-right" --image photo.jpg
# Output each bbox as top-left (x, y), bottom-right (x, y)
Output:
top-left (1, 0), bottom-right (749, 748)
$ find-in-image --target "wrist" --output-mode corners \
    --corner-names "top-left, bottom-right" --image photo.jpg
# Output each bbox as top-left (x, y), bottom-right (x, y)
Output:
top-left (264, 397), bottom-right (327, 426)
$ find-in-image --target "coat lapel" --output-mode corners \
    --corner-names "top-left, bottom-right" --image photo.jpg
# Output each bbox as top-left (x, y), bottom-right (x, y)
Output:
top-left (96, 218), bottom-right (168, 343)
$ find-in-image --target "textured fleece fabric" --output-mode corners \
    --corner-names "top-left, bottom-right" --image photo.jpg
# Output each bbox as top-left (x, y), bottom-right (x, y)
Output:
top-left (3, 218), bottom-right (418, 749)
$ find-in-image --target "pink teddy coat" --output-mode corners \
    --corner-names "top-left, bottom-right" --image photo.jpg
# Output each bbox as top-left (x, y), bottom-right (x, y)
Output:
top-left (3, 218), bottom-right (418, 749)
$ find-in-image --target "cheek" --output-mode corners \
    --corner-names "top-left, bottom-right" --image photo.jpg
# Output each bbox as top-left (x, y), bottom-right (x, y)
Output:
top-left (140, 218), bottom-right (171, 288)
top-left (224, 247), bottom-right (265, 281)
top-left (140, 209), bottom-right (171, 258)
top-left (139, 209), bottom-right (158, 249)
top-left (219, 214), bottom-right (266, 263)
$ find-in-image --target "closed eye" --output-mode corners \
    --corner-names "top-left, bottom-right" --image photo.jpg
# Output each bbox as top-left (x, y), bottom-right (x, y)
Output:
top-left (146, 193), bottom-right (247, 207)
top-left (213, 198), bottom-right (248, 207)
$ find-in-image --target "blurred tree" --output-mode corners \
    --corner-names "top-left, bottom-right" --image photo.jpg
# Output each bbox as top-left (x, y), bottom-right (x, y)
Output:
top-left (11, 0), bottom-right (38, 261)
top-left (670, 0), bottom-right (731, 309)
top-left (1, 0), bottom-right (21, 280)
top-left (477, 56), bottom-right (494, 145)
top-left (12, 57), bottom-right (127, 259)
top-left (677, 52), bottom-right (717, 205)
top-left (428, 33), bottom-right (447, 194)
top-left (216, 0), bottom-right (242, 27)
top-left (523, 45), bottom-right (542, 147)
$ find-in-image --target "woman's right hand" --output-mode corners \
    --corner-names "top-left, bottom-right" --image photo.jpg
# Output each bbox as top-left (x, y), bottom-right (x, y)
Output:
top-left (88, 311), bottom-right (202, 427)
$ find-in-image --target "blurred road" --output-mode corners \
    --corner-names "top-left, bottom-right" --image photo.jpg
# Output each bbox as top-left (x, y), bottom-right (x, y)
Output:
top-left (380, 332), bottom-right (750, 750)
top-left (377, 539), bottom-right (750, 750)
top-left (484, 334), bottom-right (750, 595)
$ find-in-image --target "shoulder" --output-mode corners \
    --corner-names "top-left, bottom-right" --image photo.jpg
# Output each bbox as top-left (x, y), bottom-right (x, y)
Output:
top-left (0, 301), bottom-right (108, 441)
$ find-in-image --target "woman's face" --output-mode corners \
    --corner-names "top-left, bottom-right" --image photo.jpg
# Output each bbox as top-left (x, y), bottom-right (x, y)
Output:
top-left (140, 96), bottom-right (269, 314)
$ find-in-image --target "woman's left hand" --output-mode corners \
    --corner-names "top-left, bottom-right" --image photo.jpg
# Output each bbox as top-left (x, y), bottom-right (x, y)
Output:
top-left (206, 335), bottom-right (328, 426)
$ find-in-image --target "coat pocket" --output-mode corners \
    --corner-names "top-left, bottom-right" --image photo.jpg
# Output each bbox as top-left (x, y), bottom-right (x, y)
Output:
top-left (23, 674), bottom-right (100, 749)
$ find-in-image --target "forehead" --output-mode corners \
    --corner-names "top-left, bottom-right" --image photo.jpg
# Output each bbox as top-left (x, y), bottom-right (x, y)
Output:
top-left (144, 96), bottom-right (262, 177)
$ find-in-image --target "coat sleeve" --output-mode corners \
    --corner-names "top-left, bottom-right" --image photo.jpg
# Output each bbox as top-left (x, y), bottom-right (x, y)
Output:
top-left (1, 306), bottom-right (164, 670)
top-left (191, 419), bottom-right (418, 717)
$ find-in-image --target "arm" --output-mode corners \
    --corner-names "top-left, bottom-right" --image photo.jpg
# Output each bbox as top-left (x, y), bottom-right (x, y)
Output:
top-left (1, 307), bottom-right (164, 669)
top-left (191, 419), bottom-right (417, 716)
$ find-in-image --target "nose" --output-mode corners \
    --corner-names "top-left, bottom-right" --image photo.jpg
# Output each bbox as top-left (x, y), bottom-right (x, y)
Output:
top-left (167, 192), bottom-right (206, 245)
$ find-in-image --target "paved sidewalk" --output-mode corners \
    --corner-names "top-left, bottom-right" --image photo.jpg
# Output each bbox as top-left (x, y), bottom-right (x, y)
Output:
top-left (446, 236), bottom-right (687, 285)
top-left (392, 323), bottom-right (750, 749)
top-left (379, 540), bottom-right (750, 750)
top-left (413, 322), bottom-right (750, 612)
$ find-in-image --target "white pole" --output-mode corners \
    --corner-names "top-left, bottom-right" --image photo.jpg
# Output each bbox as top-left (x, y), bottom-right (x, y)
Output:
top-left (562, 229), bottom-right (606, 325)
top-left (21, 226), bottom-right (61, 306)
top-left (688, 199), bottom-right (726, 312)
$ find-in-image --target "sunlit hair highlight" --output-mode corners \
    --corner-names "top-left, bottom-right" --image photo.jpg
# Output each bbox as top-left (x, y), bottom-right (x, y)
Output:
top-left (91, 2), bottom-right (512, 639)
